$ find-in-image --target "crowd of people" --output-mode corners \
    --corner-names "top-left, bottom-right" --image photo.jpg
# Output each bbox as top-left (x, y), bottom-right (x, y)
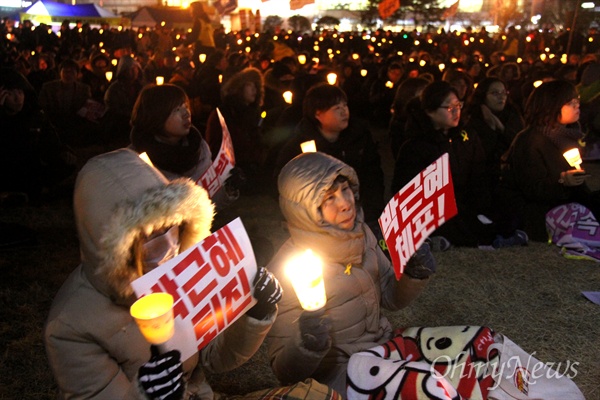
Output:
top-left (0, 9), bottom-right (599, 399)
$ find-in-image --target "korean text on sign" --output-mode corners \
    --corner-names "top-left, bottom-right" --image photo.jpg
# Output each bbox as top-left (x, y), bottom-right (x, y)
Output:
top-left (378, 153), bottom-right (457, 279)
top-left (197, 108), bottom-right (236, 197)
top-left (132, 218), bottom-right (257, 361)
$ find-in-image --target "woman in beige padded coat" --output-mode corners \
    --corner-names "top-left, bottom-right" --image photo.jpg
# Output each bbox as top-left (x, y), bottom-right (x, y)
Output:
top-left (44, 148), bottom-right (281, 399)
top-left (266, 152), bottom-right (432, 397)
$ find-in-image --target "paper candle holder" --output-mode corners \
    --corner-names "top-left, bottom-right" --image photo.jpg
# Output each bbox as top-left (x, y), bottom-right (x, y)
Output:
top-left (300, 140), bottom-right (317, 153)
top-left (563, 148), bottom-right (582, 170)
top-left (130, 293), bottom-right (175, 345)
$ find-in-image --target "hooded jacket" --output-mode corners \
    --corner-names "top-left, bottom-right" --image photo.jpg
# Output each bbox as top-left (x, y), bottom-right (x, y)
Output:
top-left (266, 152), bottom-right (428, 397)
top-left (275, 117), bottom-right (385, 223)
top-left (205, 68), bottom-right (265, 169)
top-left (44, 148), bottom-right (274, 399)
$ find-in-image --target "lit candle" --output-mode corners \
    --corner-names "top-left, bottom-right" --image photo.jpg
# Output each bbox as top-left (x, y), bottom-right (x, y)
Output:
top-left (297, 54), bottom-right (306, 65)
top-left (156, 76), bottom-right (164, 85)
top-left (199, 53), bottom-right (207, 63)
top-left (563, 148), bottom-right (582, 170)
top-left (285, 250), bottom-right (326, 311)
top-left (300, 140), bottom-right (317, 153)
top-left (360, 69), bottom-right (368, 77)
top-left (139, 152), bottom-right (154, 167)
top-left (218, 74), bottom-right (223, 84)
top-left (105, 71), bottom-right (113, 82)
top-left (326, 73), bottom-right (337, 85)
top-left (283, 90), bottom-right (293, 104)
top-left (130, 293), bottom-right (175, 345)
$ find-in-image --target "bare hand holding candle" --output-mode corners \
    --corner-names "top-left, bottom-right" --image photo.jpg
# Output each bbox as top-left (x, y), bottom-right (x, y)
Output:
top-left (130, 293), bottom-right (175, 348)
top-left (560, 148), bottom-right (588, 186)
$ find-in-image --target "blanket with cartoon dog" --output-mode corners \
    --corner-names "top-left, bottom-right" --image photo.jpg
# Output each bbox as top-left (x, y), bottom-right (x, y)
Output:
top-left (346, 326), bottom-right (584, 400)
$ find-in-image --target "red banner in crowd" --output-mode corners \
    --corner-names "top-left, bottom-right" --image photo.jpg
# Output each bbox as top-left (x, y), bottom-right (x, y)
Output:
top-left (379, 153), bottom-right (457, 280)
top-left (290, 0), bottom-right (315, 10)
top-left (132, 218), bottom-right (257, 361)
top-left (378, 0), bottom-right (400, 20)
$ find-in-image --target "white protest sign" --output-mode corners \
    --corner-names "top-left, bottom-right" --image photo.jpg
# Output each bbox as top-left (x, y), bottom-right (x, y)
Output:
top-left (131, 217), bottom-right (257, 361)
top-left (379, 153), bottom-right (458, 280)
top-left (197, 108), bottom-right (236, 197)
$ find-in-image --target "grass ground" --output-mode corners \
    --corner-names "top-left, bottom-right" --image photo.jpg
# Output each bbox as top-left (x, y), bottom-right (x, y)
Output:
top-left (1, 190), bottom-right (599, 399)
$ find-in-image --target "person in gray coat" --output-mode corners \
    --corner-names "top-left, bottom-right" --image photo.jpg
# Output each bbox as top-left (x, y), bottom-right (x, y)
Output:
top-left (266, 152), bottom-right (433, 397)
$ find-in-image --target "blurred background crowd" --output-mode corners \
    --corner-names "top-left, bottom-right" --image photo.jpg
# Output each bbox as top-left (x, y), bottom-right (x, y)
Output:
top-left (1, 12), bottom-right (599, 246)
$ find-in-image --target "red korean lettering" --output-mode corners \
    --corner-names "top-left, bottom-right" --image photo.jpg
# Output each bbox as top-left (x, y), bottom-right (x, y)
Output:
top-left (182, 257), bottom-right (210, 292)
top-left (198, 167), bottom-right (217, 191)
top-left (192, 304), bottom-right (217, 349)
top-left (215, 154), bottom-right (228, 176)
top-left (222, 225), bottom-right (244, 264)
top-left (186, 276), bottom-right (218, 308)
top-left (202, 227), bottom-right (244, 277)
top-left (210, 294), bottom-right (226, 331)
top-left (173, 247), bottom-right (205, 276)
top-left (220, 268), bottom-right (252, 324)
top-left (156, 273), bottom-right (189, 319)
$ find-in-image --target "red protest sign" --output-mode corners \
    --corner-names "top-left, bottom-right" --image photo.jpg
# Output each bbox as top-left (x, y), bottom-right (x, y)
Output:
top-left (379, 153), bottom-right (457, 280)
top-left (132, 218), bottom-right (257, 360)
top-left (197, 108), bottom-right (236, 197)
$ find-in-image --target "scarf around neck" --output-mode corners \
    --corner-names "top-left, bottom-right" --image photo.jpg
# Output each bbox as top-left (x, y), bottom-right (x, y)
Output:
top-left (132, 126), bottom-right (202, 175)
top-left (540, 123), bottom-right (585, 153)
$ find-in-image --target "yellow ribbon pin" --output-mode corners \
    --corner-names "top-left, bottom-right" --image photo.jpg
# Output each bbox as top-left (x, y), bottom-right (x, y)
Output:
top-left (461, 130), bottom-right (469, 141)
top-left (344, 263), bottom-right (352, 275)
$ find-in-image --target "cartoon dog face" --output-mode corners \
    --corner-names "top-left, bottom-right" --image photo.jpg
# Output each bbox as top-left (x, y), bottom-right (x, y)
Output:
top-left (402, 326), bottom-right (494, 365)
top-left (347, 354), bottom-right (460, 400)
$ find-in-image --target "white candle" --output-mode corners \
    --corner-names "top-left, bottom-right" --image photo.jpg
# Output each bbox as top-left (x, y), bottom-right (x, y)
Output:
top-left (138, 152), bottom-right (154, 167)
top-left (283, 90), bottom-right (293, 105)
top-left (563, 148), bottom-right (582, 170)
top-left (285, 250), bottom-right (326, 311)
top-left (326, 72), bottom-right (337, 86)
top-left (300, 140), bottom-right (317, 153)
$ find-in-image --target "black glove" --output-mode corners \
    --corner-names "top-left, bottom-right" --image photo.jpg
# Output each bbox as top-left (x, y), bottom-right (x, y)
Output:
top-left (247, 267), bottom-right (283, 320)
top-left (403, 242), bottom-right (436, 280)
top-left (299, 308), bottom-right (332, 352)
top-left (224, 167), bottom-right (247, 197)
top-left (138, 346), bottom-right (184, 400)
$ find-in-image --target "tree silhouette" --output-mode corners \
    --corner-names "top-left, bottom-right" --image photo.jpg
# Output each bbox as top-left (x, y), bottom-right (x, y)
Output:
top-left (288, 15), bottom-right (312, 33)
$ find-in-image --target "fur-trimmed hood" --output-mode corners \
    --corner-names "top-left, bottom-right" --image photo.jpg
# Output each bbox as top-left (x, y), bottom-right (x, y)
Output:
top-left (221, 67), bottom-right (264, 107)
top-left (74, 148), bottom-right (214, 305)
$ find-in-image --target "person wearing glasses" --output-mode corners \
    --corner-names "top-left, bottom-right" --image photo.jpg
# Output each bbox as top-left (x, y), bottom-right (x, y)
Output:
top-left (464, 77), bottom-right (524, 193)
top-left (392, 81), bottom-right (526, 249)
top-left (498, 80), bottom-right (599, 242)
